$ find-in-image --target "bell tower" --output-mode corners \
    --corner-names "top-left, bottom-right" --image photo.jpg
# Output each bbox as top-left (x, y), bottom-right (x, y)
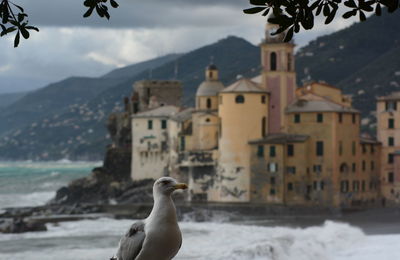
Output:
top-left (261, 22), bottom-right (296, 133)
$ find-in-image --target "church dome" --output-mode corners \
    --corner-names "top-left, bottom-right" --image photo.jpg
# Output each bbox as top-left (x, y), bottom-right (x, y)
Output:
top-left (196, 80), bottom-right (225, 97)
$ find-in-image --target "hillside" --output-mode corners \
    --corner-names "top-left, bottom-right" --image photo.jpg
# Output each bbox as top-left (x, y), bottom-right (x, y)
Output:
top-left (0, 92), bottom-right (27, 108)
top-left (0, 36), bottom-right (260, 160)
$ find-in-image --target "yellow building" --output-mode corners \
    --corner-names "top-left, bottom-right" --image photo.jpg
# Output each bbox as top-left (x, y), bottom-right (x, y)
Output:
top-left (377, 92), bottom-right (400, 204)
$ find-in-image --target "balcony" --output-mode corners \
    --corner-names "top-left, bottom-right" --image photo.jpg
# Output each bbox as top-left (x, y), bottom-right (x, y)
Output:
top-left (178, 150), bottom-right (215, 167)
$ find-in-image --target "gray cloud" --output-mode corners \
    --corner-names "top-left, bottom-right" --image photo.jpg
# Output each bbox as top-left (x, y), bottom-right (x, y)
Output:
top-left (18, 0), bottom-right (250, 28)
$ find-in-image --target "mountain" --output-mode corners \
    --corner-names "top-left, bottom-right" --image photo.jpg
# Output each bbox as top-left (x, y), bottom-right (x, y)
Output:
top-left (0, 92), bottom-right (27, 108)
top-left (0, 36), bottom-right (260, 160)
top-left (295, 10), bottom-right (400, 120)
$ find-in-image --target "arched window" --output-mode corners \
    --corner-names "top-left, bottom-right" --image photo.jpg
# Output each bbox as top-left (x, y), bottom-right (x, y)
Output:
top-left (262, 117), bottom-right (266, 137)
top-left (270, 52), bottom-right (277, 71)
top-left (235, 95), bottom-right (245, 104)
top-left (206, 98), bottom-right (212, 109)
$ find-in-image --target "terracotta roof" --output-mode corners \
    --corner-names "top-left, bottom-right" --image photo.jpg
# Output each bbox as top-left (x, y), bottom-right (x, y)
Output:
top-left (221, 78), bottom-right (268, 94)
top-left (132, 106), bottom-right (180, 118)
top-left (249, 134), bottom-right (309, 145)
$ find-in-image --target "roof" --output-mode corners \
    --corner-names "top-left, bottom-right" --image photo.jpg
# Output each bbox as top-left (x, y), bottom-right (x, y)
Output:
top-left (251, 75), bottom-right (262, 84)
top-left (221, 78), bottom-right (268, 94)
top-left (377, 92), bottom-right (400, 101)
top-left (207, 64), bottom-right (218, 70)
top-left (170, 108), bottom-right (194, 122)
top-left (196, 80), bottom-right (225, 97)
top-left (286, 93), bottom-right (359, 113)
top-left (132, 106), bottom-right (180, 118)
top-left (249, 134), bottom-right (309, 145)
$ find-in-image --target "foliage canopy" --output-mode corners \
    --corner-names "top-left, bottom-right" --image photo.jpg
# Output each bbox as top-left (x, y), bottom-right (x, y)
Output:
top-left (244, 0), bottom-right (399, 42)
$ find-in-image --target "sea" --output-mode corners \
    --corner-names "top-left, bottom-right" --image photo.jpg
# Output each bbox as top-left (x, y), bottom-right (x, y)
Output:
top-left (1, 161), bottom-right (400, 260)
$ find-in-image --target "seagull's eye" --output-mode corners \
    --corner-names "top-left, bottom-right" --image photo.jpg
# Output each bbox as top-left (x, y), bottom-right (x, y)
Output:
top-left (160, 180), bottom-right (170, 185)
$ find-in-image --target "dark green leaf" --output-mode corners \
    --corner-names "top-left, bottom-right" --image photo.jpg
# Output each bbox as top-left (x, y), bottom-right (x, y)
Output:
top-left (11, 3), bottom-right (24, 13)
top-left (359, 10), bottom-right (366, 21)
top-left (95, 5), bottom-right (105, 17)
top-left (83, 7), bottom-right (95, 18)
top-left (284, 26), bottom-right (294, 42)
top-left (20, 27), bottom-right (29, 39)
top-left (250, 0), bottom-right (267, 5)
top-left (110, 0), bottom-right (119, 8)
top-left (325, 7), bottom-right (337, 24)
top-left (323, 4), bottom-right (330, 16)
top-left (243, 7), bottom-right (267, 14)
top-left (26, 26), bottom-right (39, 32)
top-left (14, 31), bottom-right (20, 48)
top-left (344, 0), bottom-right (357, 8)
top-left (375, 4), bottom-right (382, 16)
top-left (342, 10), bottom-right (356, 18)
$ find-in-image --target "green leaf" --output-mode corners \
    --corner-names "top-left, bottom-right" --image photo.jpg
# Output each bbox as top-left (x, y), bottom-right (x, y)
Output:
top-left (95, 5), bottom-right (105, 17)
top-left (323, 4), bottom-right (330, 16)
top-left (325, 7), bottom-right (337, 24)
top-left (110, 0), bottom-right (119, 8)
top-left (284, 26), bottom-right (294, 42)
top-left (359, 10), bottom-right (366, 21)
top-left (83, 7), bottom-right (95, 18)
top-left (342, 10), bottom-right (356, 18)
top-left (12, 3), bottom-right (24, 13)
top-left (243, 7), bottom-right (267, 14)
top-left (344, 0), bottom-right (357, 8)
top-left (375, 4), bottom-right (382, 16)
top-left (20, 27), bottom-right (29, 39)
top-left (26, 26), bottom-right (39, 32)
top-left (14, 31), bottom-right (20, 48)
top-left (250, 0), bottom-right (267, 5)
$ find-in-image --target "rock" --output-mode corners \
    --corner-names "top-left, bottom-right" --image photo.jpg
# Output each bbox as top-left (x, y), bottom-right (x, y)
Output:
top-left (0, 218), bottom-right (47, 234)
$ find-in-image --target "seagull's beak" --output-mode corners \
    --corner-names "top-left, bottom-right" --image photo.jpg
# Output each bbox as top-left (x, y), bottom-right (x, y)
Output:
top-left (174, 183), bottom-right (188, 190)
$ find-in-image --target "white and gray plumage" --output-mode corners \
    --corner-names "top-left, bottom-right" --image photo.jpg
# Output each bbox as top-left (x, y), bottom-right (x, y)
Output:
top-left (112, 177), bottom-right (188, 260)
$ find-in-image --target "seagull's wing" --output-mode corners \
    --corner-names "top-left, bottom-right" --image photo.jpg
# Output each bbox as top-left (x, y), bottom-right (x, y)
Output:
top-left (116, 220), bottom-right (146, 260)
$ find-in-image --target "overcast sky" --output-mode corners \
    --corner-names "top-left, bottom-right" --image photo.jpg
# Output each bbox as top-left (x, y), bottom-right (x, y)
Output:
top-left (0, 0), bottom-right (357, 94)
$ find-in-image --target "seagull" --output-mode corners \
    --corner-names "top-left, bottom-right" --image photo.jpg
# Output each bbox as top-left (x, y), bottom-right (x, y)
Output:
top-left (112, 177), bottom-right (188, 260)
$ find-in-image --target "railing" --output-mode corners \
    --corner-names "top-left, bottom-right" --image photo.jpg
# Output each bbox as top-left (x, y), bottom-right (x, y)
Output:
top-left (178, 151), bottom-right (215, 167)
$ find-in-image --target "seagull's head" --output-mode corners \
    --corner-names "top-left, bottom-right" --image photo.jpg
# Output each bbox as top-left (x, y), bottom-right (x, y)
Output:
top-left (154, 177), bottom-right (188, 196)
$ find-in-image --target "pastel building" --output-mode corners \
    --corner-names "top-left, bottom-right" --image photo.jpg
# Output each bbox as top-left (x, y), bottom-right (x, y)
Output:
top-left (128, 24), bottom-right (384, 209)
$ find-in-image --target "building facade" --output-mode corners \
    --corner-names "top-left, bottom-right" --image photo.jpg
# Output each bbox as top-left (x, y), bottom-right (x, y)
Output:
top-left (127, 25), bottom-right (386, 209)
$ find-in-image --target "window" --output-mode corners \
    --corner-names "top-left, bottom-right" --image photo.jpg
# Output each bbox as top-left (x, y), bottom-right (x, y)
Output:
top-left (371, 144), bottom-right (375, 154)
top-left (270, 52), bottom-right (277, 71)
top-left (287, 182), bottom-right (293, 191)
top-left (287, 53), bottom-right (292, 71)
top-left (287, 167), bottom-right (296, 174)
top-left (352, 114), bottom-right (357, 124)
top-left (268, 162), bottom-right (278, 172)
top-left (269, 146), bottom-right (276, 157)
top-left (180, 136), bottom-right (185, 151)
top-left (352, 163), bottom-right (356, 173)
top-left (371, 161), bottom-right (375, 170)
top-left (206, 98), bottom-right (212, 109)
top-left (362, 181), bottom-right (366, 192)
top-left (262, 117), bottom-right (267, 137)
top-left (339, 141), bottom-right (343, 156)
top-left (261, 95), bottom-right (266, 104)
top-left (287, 144), bottom-right (294, 156)
top-left (340, 163), bottom-right (349, 174)
top-left (316, 141), bottom-right (324, 156)
top-left (338, 113), bottom-right (343, 123)
top-left (341, 180), bottom-right (349, 193)
top-left (235, 95), bottom-right (245, 104)
top-left (352, 141), bottom-right (356, 156)
top-left (320, 181), bottom-right (325, 190)
top-left (388, 172), bottom-right (395, 183)
top-left (353, 181), bottom-right (359, 192)
top-left (317, 113), bottom-right (323, 123)
top-left (389, 137), bottom-right (395, 146)
top-left (270, 177), bottom-right (275, 185)
top-left (389, 118), bottom-right (395, 129)
top-left (270, 188), bottom-right (276, 195)
top-left (362, 160), bottom-right (366, 171)
top-left (257, 145), bottom-right (264, 158)
top-left (386, 101), bottom-right (397, 111)
top-left (313, 165), bottom-right (322, 173)
top-left (205, 118), bottom-right (211, 123)
top-left (362, 144), bottom-right (367, 154)
top-left (161, 120), bottom-right (167, 129)
top-left (388, 153), bottom-right (394, 164)
top-left (294, 114), bottom-right (301, 123)
top-left (148, 120), bottom-right (153, 130)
